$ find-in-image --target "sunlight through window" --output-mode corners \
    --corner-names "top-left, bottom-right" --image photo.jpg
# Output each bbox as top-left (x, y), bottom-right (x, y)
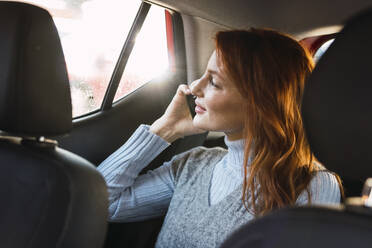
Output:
top-left (11, 0), bottom-right (151, 117)
top-left (113, 5), bottom-right (169, 102)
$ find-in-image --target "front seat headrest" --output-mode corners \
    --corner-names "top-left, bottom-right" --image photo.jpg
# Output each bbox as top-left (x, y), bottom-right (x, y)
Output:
top-left (302, 8), bottom-right (372, 182)
top-left (0, 1), bottom-right (72, 137)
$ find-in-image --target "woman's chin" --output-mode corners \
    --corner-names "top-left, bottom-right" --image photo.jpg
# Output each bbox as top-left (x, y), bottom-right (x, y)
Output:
top-left (193, 115), bottom-right (212, 131)
top-left (193, 115), bottom-right (205, 129)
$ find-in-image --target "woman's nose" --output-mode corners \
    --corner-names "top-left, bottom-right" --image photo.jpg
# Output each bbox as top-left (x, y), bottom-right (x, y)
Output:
top-left (190, 79), bottom-right (203, 97)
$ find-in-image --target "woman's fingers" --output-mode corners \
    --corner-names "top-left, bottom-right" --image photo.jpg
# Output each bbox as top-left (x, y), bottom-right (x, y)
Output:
top-left (169, 84), bottom-right (192, 109)
top-left (150, 83), bottom-right (202, 142)
top-left (177, 84), bottom-right (191, 96)
top-left (165, 84), bottom-right (192, 118)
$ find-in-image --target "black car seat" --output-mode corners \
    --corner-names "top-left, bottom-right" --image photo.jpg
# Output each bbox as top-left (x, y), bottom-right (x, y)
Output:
top-left (220, 7), bottom-right (372, 248)
top-left (0, 2), bottom-right (108, 248)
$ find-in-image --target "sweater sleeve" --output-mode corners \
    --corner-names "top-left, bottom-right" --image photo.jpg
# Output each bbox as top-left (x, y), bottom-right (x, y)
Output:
top-left (97, 124), bottom-right (174, 222)
top-left (296, 170), bottom-right (341, 206)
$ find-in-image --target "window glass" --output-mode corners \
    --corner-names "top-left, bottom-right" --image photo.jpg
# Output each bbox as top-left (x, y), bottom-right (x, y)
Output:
top-left (314, 39), bottom-right (334, 63)
top-left (113, 5), bottom-right (169, 102)
top-left (12, 0), bottom-right (142, 117)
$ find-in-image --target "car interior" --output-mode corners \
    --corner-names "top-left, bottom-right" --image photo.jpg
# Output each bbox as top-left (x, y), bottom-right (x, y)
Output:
top-left (1, 0), bottom-right (372, 247)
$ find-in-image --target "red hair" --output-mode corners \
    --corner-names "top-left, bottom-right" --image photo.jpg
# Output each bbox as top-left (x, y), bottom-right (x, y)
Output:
top-left (215, 28), bottom-right (342, 215)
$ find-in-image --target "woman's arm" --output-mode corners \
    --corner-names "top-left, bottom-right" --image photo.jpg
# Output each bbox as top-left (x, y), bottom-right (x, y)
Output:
top-left (97, 84), bottom-right (204, 222)
top-left (97, 124), bottom-right (173, 222)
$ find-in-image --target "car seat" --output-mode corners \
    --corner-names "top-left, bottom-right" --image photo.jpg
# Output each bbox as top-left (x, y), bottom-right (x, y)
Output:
top-left (220, 7), bottom-right (372, 248)
top-left (0, 2), bottom-right (108, 248)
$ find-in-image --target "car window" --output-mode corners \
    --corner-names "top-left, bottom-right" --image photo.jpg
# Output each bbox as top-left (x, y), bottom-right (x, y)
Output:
top-left (60, 0), bottom-right (142, 117)
top-left (113, 5), bottom-right (169, 103)
top-left (11, 0), bottom-right (168, 118)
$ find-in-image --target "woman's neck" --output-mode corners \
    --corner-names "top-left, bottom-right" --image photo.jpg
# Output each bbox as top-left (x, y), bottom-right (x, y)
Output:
top-left (224, 130), bottom-right (243, 141)
top-left (224, 136), bottom-right (245, 170)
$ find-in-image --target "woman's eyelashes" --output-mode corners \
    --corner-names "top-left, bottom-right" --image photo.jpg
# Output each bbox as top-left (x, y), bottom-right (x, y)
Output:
top-left (208, 76), bottom-right (219, 88)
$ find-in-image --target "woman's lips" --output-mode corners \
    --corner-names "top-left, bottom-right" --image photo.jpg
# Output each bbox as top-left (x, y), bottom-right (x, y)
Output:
top-left (195, 104), bottom-right (206, 114)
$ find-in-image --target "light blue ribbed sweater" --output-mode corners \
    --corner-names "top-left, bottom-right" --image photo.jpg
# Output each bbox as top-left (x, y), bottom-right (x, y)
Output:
top-left (97, 125), bottom-right (340, 247)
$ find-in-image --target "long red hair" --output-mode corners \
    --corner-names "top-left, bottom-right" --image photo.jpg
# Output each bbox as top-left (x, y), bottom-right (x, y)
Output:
top-left (215, 28), bottom-right (342, 215)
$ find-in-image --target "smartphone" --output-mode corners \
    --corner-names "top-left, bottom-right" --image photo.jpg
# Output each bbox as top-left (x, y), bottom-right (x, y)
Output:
top-left (186, 94), bottom-right (196, 118)
top-left (184, 84), bottom-right (196, 118)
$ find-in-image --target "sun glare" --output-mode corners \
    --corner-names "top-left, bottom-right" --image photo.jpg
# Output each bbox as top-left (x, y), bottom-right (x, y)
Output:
top-left (11, 0), bottom-right (169, 116)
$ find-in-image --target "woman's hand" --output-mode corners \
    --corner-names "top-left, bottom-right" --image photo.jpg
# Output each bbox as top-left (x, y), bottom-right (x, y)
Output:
top-left (150, 84), bottom-right (205, 143)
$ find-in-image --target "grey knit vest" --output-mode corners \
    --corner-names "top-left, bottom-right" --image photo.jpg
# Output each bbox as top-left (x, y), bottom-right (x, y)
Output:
top-left (155, 147), bottom-right (253, 248)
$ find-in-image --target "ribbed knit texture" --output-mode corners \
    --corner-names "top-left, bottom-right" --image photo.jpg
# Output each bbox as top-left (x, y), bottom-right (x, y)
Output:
top-left (209, 137), bottom-right (245, 205)
top-left (98, 125), bottom-right (171, 221)
top-left (97, 125), bottom-right (341, 247)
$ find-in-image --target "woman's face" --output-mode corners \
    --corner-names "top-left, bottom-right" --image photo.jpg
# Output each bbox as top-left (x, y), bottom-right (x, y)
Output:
top-left (190, 51), bottom-right (246, 141)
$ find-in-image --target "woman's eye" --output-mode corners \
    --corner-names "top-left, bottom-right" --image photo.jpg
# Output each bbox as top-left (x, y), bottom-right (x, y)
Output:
top-left (209, 77), bottom-right (218, 87)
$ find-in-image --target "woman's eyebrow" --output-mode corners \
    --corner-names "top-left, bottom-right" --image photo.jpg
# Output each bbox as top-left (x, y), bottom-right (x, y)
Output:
top-left (207, 69), bottom-right (219, 76)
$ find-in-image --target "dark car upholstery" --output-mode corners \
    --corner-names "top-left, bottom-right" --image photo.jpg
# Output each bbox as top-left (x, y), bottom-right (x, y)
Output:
top-left (0, 2), bottom-right (108, 248)
top-left (221, 7), bottom-right (372, 248)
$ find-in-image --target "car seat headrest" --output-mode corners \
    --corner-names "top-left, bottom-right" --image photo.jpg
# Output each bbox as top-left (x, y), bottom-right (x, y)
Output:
top-left (0, 2), bottom-right (72, 137)
top-left (302, 8), bottom-right (372, 182)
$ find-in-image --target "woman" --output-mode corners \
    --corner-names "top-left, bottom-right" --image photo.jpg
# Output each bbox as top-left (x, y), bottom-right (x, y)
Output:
top-left (97, 29), bottom-right (342, 247)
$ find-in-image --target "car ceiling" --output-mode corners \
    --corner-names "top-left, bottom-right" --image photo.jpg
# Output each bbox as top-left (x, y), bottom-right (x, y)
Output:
top-left (149, 0), bottom-right (372, 37)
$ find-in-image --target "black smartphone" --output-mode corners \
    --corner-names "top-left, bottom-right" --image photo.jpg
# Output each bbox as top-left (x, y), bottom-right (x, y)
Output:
top-left (185, 90), bottom-right (196, 118)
